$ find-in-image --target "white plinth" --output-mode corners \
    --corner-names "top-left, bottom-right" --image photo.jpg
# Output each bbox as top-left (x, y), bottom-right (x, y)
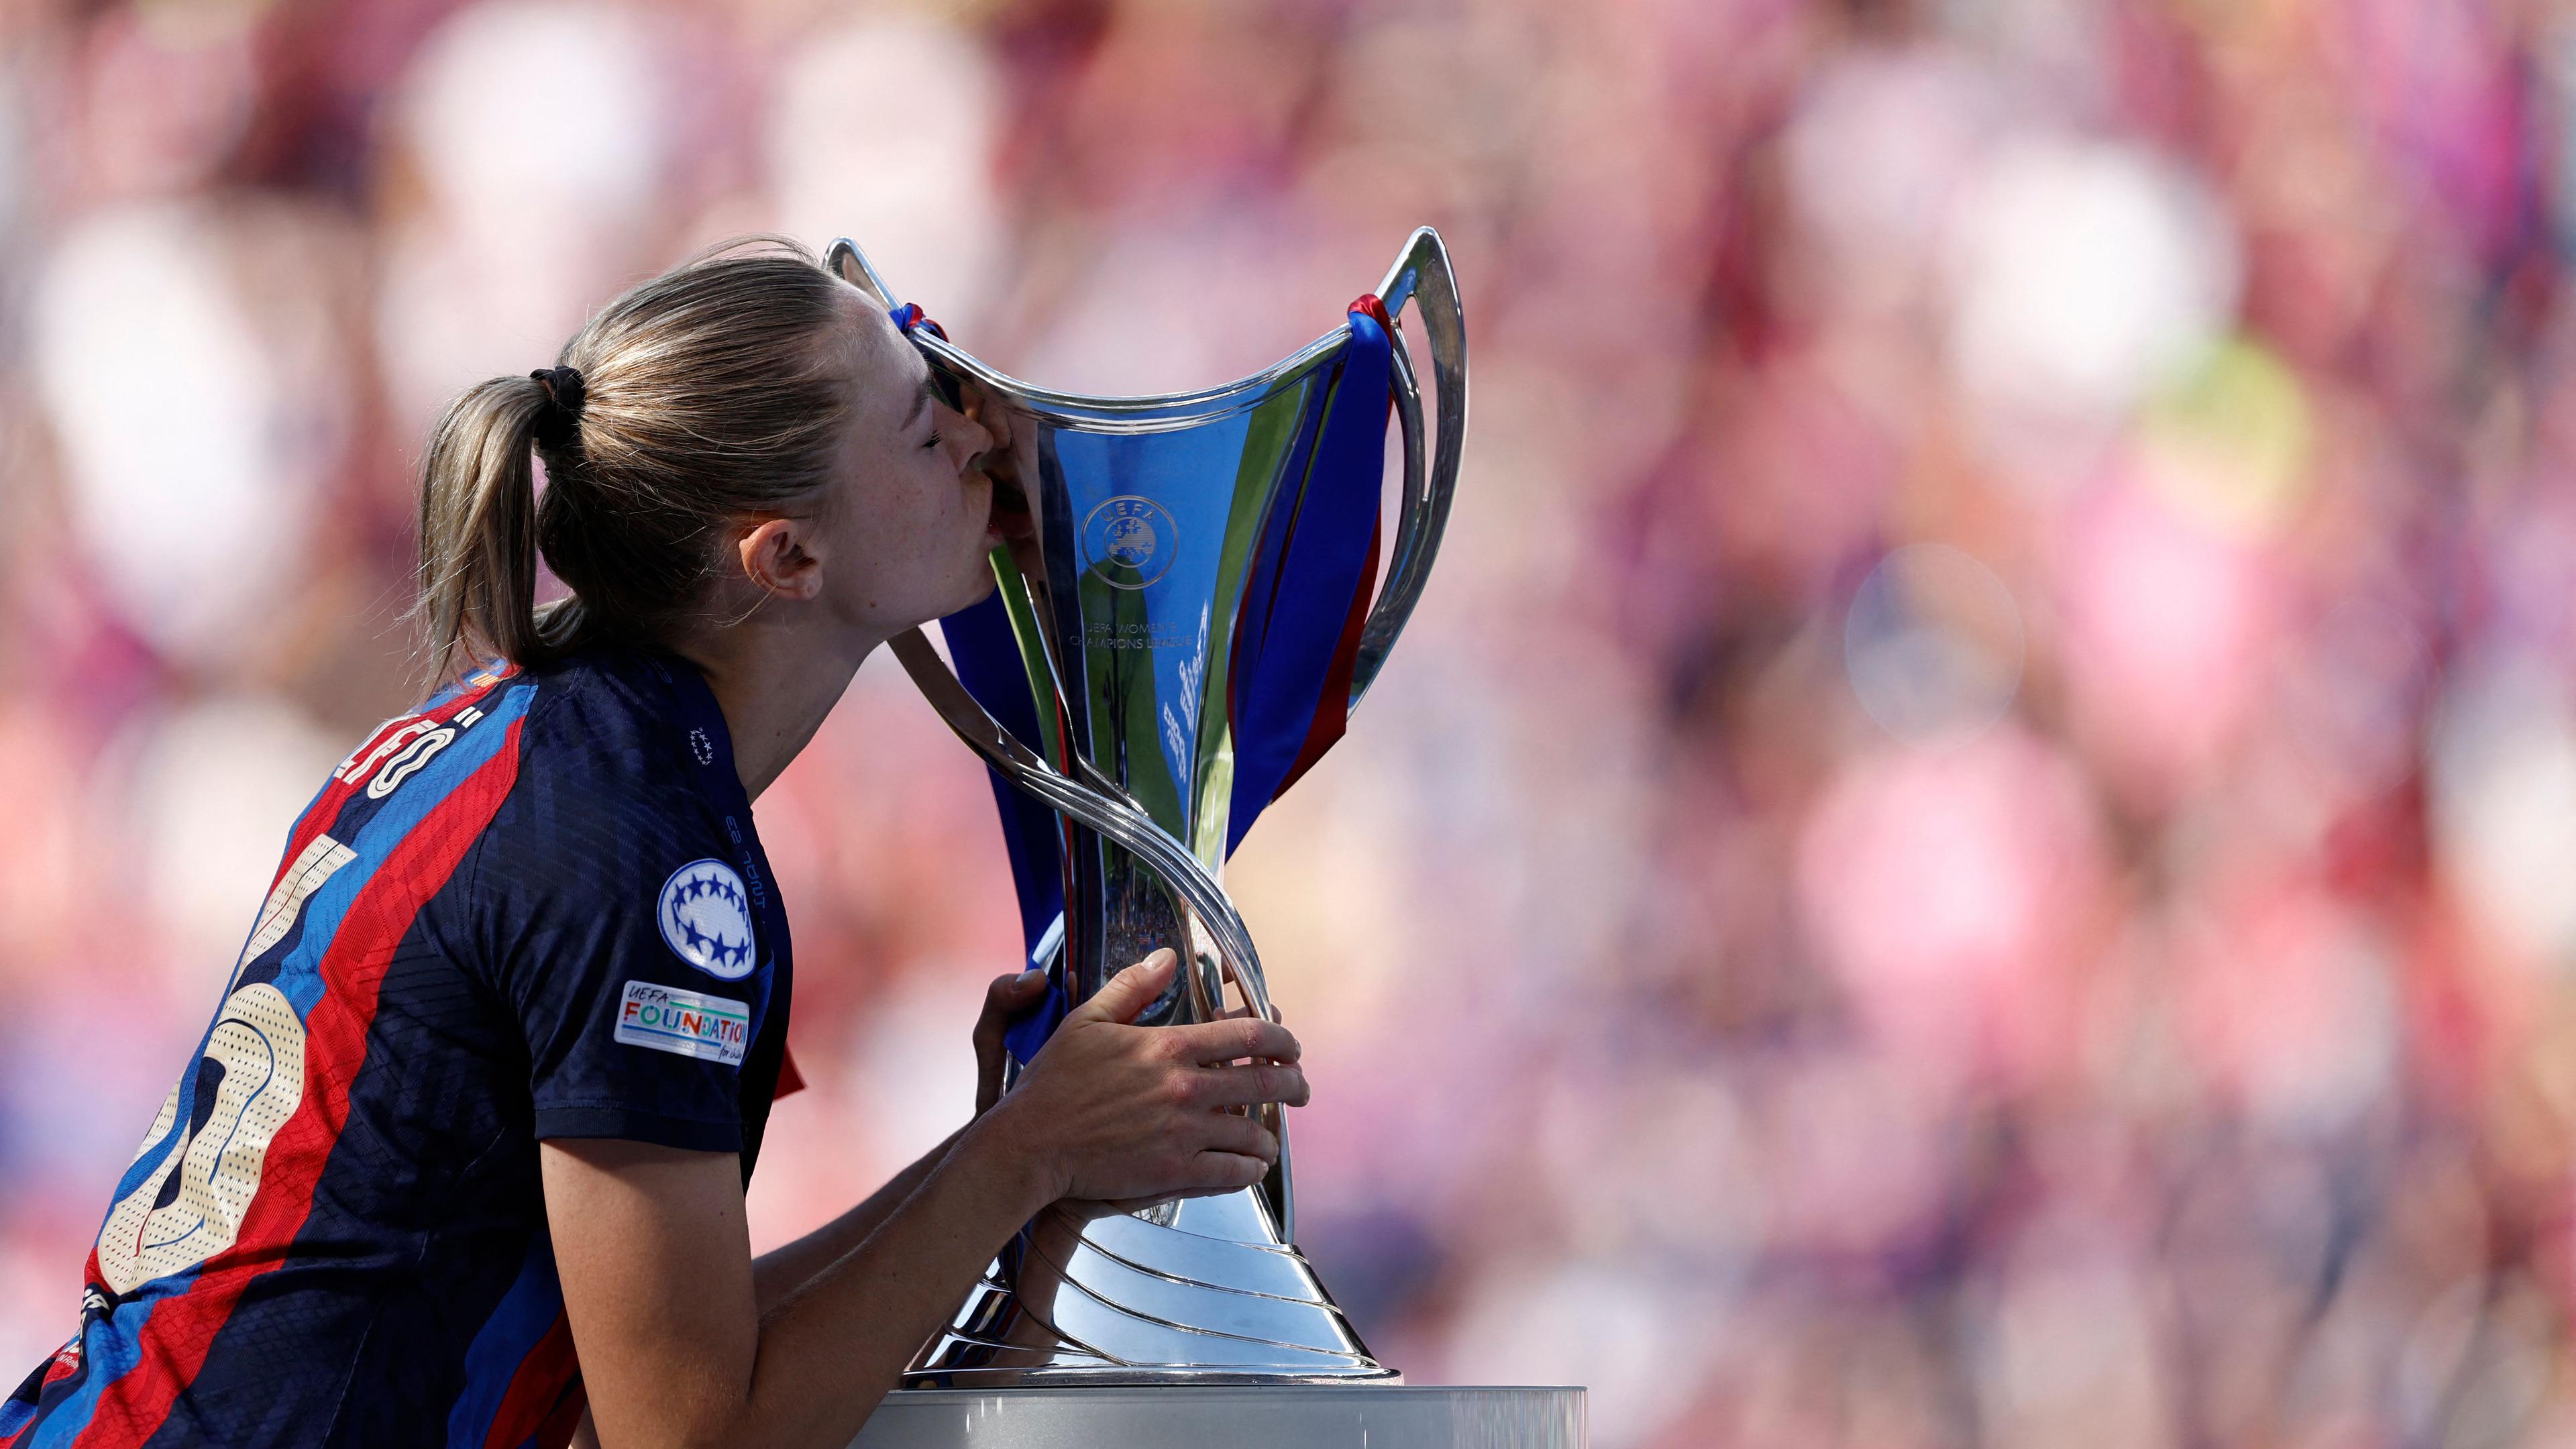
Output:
top-left (851, 1385), bottom-right (1587, 1448)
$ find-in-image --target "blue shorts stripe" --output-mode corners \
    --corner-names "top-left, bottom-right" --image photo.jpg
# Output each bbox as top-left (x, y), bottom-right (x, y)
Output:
top-left (445, 1237), bottom-right (564, 1449)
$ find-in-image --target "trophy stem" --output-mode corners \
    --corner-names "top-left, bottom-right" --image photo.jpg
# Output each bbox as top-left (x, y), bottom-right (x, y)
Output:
top-left (887, 629), bottom-right (1273, 1014)
top-left (888, 629), bottom-right (1381, 1385)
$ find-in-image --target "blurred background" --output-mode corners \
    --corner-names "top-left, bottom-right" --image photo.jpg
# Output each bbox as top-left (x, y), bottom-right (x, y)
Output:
top-left (1, 0), bottom-right (2573, 1443)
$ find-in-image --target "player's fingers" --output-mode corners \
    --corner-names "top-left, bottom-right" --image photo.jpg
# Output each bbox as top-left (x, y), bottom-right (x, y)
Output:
top-left (1068, 950), bottom-right (1176, 1026)
top-left (1189, 1112), bottom-right (1280, 1163)
top-left (975, 970), bottom-right (1045, 1115)
top-left (1188, 1063), bottom-right (1310, 1110)
top-left (990, 968), bottom-right (1046, 1016)
top-left (1166, 1016), bottom-right (1299, 1066)
top-left (974, 971), bottom-right (1040, 1045)
top-left (1183, 1152), bottom-right (1274, 1191)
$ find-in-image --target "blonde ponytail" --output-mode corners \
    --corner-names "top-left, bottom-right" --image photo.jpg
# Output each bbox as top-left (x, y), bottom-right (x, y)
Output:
top-left (409, 237), bottom-right (850, 684)
top-left (415, 373), bottom-right (559, 681)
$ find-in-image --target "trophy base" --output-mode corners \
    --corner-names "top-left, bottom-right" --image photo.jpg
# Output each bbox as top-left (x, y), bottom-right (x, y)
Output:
top-left (849, 1385), bottom-right (1587, 1448)
top-left (905, 1193), bottom-right (1391, 1383)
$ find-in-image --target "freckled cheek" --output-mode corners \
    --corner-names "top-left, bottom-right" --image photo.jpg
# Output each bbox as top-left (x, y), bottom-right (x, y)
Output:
top-left (896, 470), bottom-right (960, 556)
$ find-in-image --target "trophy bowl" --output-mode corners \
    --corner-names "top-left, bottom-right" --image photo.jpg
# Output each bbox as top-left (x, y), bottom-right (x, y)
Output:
top-left (827, 226), bottom-right (1465, 1387)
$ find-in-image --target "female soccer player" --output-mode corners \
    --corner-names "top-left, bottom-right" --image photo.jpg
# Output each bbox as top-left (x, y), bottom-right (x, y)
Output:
top-left (1, 242), bottom-right (1308, 1449)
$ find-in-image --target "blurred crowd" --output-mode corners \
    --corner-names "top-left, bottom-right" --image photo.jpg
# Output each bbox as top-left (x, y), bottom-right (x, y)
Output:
top-left (1, 0), bottom-right (2573, 1443)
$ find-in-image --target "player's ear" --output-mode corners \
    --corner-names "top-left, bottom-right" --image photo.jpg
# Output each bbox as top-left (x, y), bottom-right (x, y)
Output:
top-left (736, 517), bottom-right (824, 602)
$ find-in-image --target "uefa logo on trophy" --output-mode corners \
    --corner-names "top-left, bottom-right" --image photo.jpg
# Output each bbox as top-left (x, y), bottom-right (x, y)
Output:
top-left (1081, 496), bottom-right (1178, 590)
top-left (828, 227), bottom-right (1464, 1386)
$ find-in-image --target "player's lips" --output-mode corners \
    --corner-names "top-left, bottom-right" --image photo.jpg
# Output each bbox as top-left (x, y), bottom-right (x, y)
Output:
top-left (984, 471), bottom-right (1034, 541)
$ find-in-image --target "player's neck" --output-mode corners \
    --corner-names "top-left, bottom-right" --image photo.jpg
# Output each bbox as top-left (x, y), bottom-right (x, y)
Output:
top-left (667, 610), bottom-right (881, 802)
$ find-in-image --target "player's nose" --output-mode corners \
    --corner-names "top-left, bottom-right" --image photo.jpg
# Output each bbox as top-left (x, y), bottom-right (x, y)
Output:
top-left (960, 413), bottom-right (997, 478)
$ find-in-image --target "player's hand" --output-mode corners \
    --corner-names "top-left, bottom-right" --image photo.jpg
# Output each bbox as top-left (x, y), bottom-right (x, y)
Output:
top-left (975, 949), bottom-right (1307, 1205)
top-left (973, 967), bottom-right (1050, 1117)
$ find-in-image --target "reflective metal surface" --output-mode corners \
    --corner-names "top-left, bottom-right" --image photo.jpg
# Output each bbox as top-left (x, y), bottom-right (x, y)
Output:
top-left (831, 229), bottom-right (1466, 1386)
top-left (849, 1385), bottom-right (1587, 1449)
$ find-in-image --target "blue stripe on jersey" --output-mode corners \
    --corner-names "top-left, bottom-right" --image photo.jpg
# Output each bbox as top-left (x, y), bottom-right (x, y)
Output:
top-left (27, 1309), bottom-right (144, 1448)
top-left (444, 1238), bottom-right (564, 1449)
top-left (421, 664), bottom-right (511, 713)
top-left (270, 682), bottom-right (535, 1018)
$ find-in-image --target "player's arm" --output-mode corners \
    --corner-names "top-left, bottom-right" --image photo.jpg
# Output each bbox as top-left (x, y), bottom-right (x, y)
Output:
top-left (745, 969), bottom-right (1044, 1310)
top-left (546, 1128), bottom-right (1031, 1449)
top-left (547, 953), bottom-right (1307, 1449)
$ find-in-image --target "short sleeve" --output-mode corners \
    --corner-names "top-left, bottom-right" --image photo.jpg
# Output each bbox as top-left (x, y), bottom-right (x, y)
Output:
top-left (476, 682), bottom-right (775, 1155)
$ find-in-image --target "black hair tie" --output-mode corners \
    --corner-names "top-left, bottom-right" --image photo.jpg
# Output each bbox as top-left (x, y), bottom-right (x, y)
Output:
top-left (530, 365), bottom-right (586, 450)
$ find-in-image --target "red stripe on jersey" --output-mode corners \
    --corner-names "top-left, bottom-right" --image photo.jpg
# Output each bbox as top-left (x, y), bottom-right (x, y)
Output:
top-left (270, 668), bottom-right (518, 899)
top-left (533, 1379), bottom-right (588, 1449)
top-left (32, 1336), bottom-right (81, 1396)
top-left (482, 1310), bottom-right (581, 1449)
top-left (71, 721), bottom-right (527, 1448)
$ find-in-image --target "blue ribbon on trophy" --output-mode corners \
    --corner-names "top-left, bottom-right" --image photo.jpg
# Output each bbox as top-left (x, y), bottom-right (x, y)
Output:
top-left (836, 228), bottom-right (1464, 1385)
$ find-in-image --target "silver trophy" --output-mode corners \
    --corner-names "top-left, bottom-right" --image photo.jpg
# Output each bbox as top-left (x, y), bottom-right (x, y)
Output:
top-left (827, 228), bottom-right (1464, 1386)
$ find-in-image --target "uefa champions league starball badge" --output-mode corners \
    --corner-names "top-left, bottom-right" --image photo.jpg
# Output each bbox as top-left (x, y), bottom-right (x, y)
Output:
top-left (657, 858), bottom-right (756, 980)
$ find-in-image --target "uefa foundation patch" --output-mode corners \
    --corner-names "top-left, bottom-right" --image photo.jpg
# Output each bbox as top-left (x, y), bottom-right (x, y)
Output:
top-left (614, 981), bottom-right (749, 1066)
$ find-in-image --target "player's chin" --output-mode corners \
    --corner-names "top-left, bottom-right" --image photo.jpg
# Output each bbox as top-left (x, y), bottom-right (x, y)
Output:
top-left (941, 553), bottom-right (1000, 616)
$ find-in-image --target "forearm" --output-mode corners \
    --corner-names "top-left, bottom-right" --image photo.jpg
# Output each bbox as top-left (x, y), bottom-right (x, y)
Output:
top-left (735, 1122), bottom-right (1046, 1448)
top-left (749, 1126), bottom-right (965, 1311)
top-left (563, 953), bottom-right (1289, 1449)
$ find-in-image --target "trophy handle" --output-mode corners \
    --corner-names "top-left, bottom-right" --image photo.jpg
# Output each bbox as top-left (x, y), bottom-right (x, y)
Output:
top-left (823, 237), bottom-right (901, 308)
top-left (885, 628), bottom-right (1277, 1026)
top-left (892, 626), bottom-right (1299, 1238)
top-left (1348, 225), bottom-right (1468, 708)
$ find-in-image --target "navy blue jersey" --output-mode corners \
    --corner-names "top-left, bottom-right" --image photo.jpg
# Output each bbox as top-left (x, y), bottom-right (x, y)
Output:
top-left (1, 645), bottom-right (794, 1449)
